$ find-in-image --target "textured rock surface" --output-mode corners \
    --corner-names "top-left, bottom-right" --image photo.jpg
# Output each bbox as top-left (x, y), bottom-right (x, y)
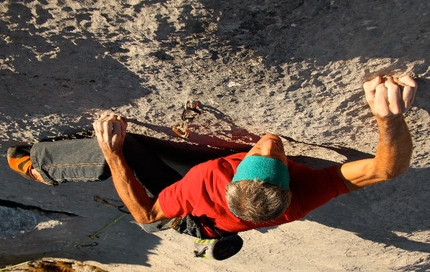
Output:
top-left (0, 0), bottom-right (429, 271)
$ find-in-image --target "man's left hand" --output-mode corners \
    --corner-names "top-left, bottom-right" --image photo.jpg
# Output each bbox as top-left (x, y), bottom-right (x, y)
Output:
top-left (93, 114), bottom-right (128, 156)
top-left (364, 75), bottom-right (417, 119)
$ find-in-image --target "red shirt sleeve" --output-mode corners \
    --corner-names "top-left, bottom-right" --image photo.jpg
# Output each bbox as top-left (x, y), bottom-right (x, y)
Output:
top-left (283, 160), bottom-right (349, 221)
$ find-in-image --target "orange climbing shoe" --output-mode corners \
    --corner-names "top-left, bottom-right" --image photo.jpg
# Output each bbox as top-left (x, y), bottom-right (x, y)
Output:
top-left (7, 146), bottom-right (36, 180)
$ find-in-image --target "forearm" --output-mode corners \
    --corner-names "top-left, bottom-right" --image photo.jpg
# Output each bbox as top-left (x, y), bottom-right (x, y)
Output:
top-left (92, 114), bottom-right (166, 223)
top-left (373, 115), bottom-right (412, 179)
top-left (105, 153), bottom-right (161, 224)
top-left (339, 115), bottom-right (412, 191)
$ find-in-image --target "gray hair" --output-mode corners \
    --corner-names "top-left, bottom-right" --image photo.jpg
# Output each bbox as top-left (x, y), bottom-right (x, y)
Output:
top-left (225, 179), bottom-right (292, 222)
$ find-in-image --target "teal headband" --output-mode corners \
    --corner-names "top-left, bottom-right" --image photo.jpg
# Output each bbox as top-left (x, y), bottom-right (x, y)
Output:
top-left (232, 156), bottom-right (290, 189)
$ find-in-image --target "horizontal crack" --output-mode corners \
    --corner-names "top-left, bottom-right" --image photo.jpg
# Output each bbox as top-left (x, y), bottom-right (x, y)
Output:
top-left (0, 199), bottom-right (78, 217)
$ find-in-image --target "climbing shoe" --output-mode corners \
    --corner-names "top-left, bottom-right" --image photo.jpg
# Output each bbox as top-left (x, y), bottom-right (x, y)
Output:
top-left (7, 146), bottom-right (35, 180)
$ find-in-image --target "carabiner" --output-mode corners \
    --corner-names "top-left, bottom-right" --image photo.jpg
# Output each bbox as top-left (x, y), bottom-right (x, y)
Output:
top-left (172, 121), bottom-right (190, 138)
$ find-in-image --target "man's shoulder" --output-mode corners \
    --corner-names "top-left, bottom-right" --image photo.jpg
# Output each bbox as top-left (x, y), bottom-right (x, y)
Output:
top-left (196, 153), bottom-right (246, 171)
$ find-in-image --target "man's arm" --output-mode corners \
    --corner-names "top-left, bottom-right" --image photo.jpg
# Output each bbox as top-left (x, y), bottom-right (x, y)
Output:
top-left (339, 75), bottom-right (417, 191)
top-left (93, 114), bottom-right (167, 224)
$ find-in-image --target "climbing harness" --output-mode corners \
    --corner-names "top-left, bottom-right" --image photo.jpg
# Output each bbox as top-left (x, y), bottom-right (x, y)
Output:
top-left (172, 100), bottom-right (202, 139)
top-left (172, 214), bottom-right (244, 260)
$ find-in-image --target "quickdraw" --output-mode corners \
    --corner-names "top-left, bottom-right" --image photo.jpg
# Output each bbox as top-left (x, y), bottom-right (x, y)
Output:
top-left (182, 101), bottom-right (201, 121)
top-left (172, 100), bottom-right (202, 139)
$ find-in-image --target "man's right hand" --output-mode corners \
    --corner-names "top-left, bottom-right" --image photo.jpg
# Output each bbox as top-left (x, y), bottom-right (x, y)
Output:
top-left (339, 74), bottom-right (416, 191)
top-left (364, 75), bottom-right (417, 120)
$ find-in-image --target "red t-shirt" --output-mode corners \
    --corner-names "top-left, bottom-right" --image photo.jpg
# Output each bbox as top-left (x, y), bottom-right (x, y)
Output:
top-left (159, 153), bottom-right (349, 238)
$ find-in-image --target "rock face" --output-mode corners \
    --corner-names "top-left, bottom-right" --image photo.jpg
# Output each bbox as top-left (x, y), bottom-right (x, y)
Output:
top-left (0, 0), bottom-right (429, 271)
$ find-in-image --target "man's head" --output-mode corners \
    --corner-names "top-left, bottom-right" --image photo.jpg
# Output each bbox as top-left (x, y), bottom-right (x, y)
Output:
top-left (226, 134), bottom-right (292, 222)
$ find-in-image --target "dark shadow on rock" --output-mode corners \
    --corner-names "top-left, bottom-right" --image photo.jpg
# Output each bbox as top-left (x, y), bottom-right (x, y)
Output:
top-left (156, 0), bottom-right (429, 75)
top-left (130, 133), bottom-right (246, 169)
top-left (412, 78), bottom-right (430, 114)
top-left (306, 167), bottom-right (430, 254)
top-left (0, 2), bottom-right (150, 139)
